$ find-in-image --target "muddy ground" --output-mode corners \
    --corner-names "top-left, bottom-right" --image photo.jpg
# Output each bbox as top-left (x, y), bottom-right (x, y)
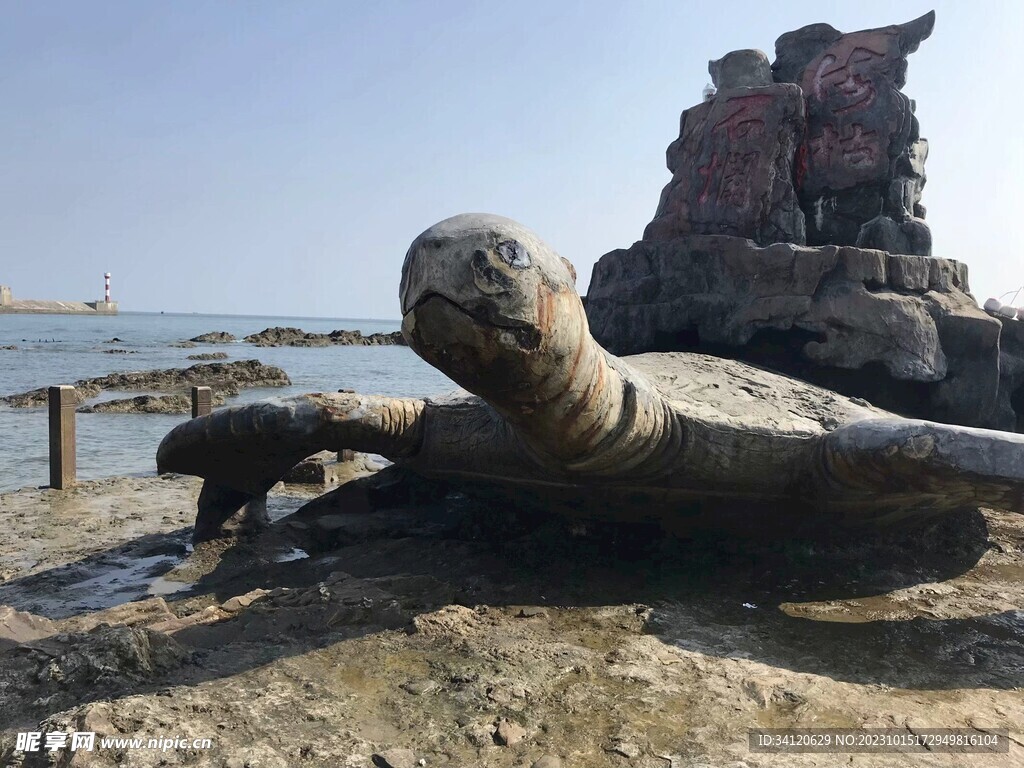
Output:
top-left (0, 471), bottom-right (1021, 767)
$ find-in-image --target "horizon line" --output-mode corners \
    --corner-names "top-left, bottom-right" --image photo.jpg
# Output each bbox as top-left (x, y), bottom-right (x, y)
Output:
top-left (118, 310), bottom-right (403, 323)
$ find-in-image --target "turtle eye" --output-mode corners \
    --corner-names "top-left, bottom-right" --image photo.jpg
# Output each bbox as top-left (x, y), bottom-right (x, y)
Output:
top-left (496, 239), bottom-right (531, 269)
top-left (471, 248), bottom-right (515, 293)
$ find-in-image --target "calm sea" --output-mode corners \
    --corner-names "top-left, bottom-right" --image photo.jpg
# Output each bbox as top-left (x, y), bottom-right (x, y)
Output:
top-left (0, 312), bottom-right (454, 492)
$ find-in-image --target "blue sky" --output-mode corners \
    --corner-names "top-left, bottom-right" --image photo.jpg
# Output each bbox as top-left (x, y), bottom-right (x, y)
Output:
top-left (1, 1), bottom-right (1021, 317)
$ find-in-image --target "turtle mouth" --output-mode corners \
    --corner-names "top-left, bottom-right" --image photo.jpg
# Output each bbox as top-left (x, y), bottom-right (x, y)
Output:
top-left (404, 292), bottom-right (542, 350)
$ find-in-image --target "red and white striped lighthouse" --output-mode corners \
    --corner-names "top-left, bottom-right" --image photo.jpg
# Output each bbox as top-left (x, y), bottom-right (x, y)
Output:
top-left (104, 272), bottom-right (111, 303)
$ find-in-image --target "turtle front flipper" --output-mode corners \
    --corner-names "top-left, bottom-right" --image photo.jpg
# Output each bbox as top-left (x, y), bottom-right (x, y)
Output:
top-left (157, 392), bottom-right (425, 541)
top-left (816, 418), bottom-right (1024, 523)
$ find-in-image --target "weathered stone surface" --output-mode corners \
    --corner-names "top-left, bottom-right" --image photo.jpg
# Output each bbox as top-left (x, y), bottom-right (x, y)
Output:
top-left (709, 49), bottom-right (772, 89)
top-left (993, 317), bottom-right (1024, 432)
top-left (586, 235), bottom-right (1003, 428)
top-left (644, 84), bottom-right (806, 246)
top-left (857, 213), bottom-right (931, 257)
top-left (773, 12), bottom-right (935, 252)
top-left (0, 606), bottom-right (57, 649)
top-left (281, 450), bottom-right (377, 485)
top-left (494, 717), bottom-right (527, 746)
top-left (62, 598), bottom-right (177, 633)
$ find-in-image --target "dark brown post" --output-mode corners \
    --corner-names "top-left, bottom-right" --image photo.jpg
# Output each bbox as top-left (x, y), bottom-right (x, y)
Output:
top-left (48, 385), bottom-right (76, 489)
top-left (338, 449), bottom-right (355, 463)
top-left (191, 386), bottom-right (212, 418)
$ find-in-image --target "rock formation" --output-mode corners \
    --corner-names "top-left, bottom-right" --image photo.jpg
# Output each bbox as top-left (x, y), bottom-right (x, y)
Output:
top-left (78, 393), bottom-right (228, 415)
top-left (588, 238), bottom-right (1002, 428)
top-left (188, 331), bottom-right (236, 343)
top-left (775, 12), bottom-right (934, 253)
top-left (3, 360), bottom-right (289, 408)
top-left (587, 11), bottom-right (1024, 431)
top-left (643, 51), bottom-right (806, 246)
top-left (243, 327), bottom-right (406, 347)
top-left (644, 13), bottom-right (934, 255)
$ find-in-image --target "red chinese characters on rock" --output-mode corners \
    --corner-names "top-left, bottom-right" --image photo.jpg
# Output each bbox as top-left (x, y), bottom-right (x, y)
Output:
top-left (810, 45), bottom-right (885, 112)
top-left (808, 123), bottom-right (879, 171)
top-left (645, 82), bottom-right (806, 246)
top-left (697, 150), bottom-right (761, 210)
top-left (694, 95), bottom-right (773, 211)
top-left (800, 29), bottom-right (906, 189)
top-left (712, 94), bottom-right (773, 140)
top-left (717, 151), bottom-right (761, 208)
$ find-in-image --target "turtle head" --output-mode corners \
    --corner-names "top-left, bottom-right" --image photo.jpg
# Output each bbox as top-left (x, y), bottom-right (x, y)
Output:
top-left (400, 213), bottom-right (585, 404)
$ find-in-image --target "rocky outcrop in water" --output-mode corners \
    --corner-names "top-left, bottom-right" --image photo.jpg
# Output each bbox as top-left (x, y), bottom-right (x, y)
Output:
top-left (2, 360), bottom-right (290, 408)
top-left (186, 352), bottom-right (228, 361)
top-left (188, 332), bottom-right (236, 344)
top-left (244, 327), bottom-right (406, 347)
top-left (78, 392), bottom-right (228, 415)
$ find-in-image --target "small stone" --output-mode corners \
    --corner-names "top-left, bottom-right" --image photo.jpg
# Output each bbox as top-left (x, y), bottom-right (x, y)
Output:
top-left (517, 607), bottom-right (547, 618)
top-left (531, 757), bottom-right (562, 768)
top-left (0, 605), bottom-right (57, 643)
top-left (494, 718), bottom-right (527, 746)
top-left (610, 742), bottom-right (642, 758)
top-left (373, 748), bottom-right (417, 768)
top-left (221, 589), bottom-right (270, 612)
top-left (400, 678), bottom-right (438, 696)
top-left (224, 759), bottom-right (245, 768)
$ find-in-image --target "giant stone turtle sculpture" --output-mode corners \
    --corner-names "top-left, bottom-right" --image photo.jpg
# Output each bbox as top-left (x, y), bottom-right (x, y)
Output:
top-left (158, 214), bottom-right (1024, 541)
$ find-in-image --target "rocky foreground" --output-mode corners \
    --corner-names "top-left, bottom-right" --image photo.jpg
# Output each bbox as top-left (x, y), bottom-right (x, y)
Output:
top-left (0, 474), bottom-right (1020, 766)
top-left (2, 361), bottom-right (290, 408)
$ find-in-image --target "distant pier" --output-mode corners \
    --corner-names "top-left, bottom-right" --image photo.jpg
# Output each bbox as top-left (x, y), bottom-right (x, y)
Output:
top-left (0, 277), bottom-right (118, 315)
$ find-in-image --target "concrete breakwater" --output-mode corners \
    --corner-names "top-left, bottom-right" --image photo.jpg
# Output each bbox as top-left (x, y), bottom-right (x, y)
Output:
top-left (0, 284), bottom-right (118, 314)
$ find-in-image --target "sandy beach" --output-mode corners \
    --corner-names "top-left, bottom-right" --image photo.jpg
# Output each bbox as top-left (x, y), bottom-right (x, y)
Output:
top-left (0, 471), bottom-right (1021, 767)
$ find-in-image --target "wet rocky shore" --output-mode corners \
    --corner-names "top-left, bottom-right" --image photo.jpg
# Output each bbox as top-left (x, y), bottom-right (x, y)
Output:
top-left (0, 473), bottom-right (1020, 767)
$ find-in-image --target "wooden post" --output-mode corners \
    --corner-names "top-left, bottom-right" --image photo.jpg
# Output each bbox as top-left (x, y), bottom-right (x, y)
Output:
top-left (48, 385), bottom-right (76, 489)
top-left (191, 386), bottom-right (212, 418)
